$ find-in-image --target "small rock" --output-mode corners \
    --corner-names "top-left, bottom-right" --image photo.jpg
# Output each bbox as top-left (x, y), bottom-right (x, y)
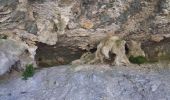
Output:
top-left (25, 21), bottom-right (38, 35)
top-left (80, 19), bottom-right (94, 29)
top-left (150, 35), bottom-right (164, 42)
top-left (162, 9), bottom-right (169, 15)
top-left (68, 22), bottom-right (78, 29)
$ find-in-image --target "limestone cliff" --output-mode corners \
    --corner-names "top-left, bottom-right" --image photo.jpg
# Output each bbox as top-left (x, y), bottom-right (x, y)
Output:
top-left (0, 0), bottom-right (170, 70)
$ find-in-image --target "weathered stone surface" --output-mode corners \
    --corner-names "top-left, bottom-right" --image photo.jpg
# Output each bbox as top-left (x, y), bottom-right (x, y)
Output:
top-left (94, 36), bottom-right (129, 66)
top-left (0, 52), bottom-right (17, 75)
top-left (36, 19), bottom-right (57, 45)
top-left (0, 39), bottom-right (25, 75)
top-left (126, 40), bottom-right (145, 57)
top-left (74, 36), bottom-right (130, 66)
top-left (0, 39), bottom-right (35, 75)
top-left (160, 0), bottom-right (170, 15)
top-left (150, 35), bottom-right (164, 42)
top-left (80, 18), bottom-right (94, 29)
top-left (0, 65), bottom-right (170, 100)
top-left (72, 52), bottom-right (95, 65)
top-left (0, 0), bottom-right (170, 65)
top-left (142, 38), bottom-right (170, 62)
top-left (25, 21), bottom-right (38, 35)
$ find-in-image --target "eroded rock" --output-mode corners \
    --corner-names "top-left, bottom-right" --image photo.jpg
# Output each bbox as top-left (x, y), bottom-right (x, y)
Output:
top-left (0, 39), bottom-right (35, 75)
top-left (142, 38), bottom-right (170, 62)
top-left (33, 1), bottom-right (72, 45)
top-left (0, 0), bottom-right (170, 67)
top-left (73, 36), bottom-right (130, 66)
top-left (126, 40), bottom-right (145, 57)
top-left (93, 36), bottom-right (130, 66)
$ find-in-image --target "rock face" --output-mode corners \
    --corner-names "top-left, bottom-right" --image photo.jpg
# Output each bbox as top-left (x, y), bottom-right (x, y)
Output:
top-left (0, 1), bottom-right (170, 99)
top-left (0, 39), bottom-right (35, 75)
top-left (126, 40), bottom-right (145, 57)
top-left (72, 36), bottom-right (130, 66)
top-left (0, 65), bottom-right (170, 100)
top-left (0, 0), bottom-right (170, 67)
top-left (0, 52), bottom-right (16, 75)
top-left (142, 38), bottom-right (170, 62)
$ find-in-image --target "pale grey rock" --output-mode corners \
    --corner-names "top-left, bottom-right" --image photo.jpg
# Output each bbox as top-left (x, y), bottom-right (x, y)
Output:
top-left (0, 39), bottom-right (34, 75)
top-left (0, 39), bottom-right (26, 55)
top-left (0, 65), bottom-right (170, 100)
top-left (0, 52), bottom-right (17, 75)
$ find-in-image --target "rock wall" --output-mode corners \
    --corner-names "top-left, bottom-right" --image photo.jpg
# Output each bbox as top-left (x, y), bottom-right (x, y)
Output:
top-left (0, 0), bottom-right (170, 71)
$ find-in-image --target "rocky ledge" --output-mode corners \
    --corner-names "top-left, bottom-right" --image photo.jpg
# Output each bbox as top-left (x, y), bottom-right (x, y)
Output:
top-left (0, 64), bottom-right (170, 100)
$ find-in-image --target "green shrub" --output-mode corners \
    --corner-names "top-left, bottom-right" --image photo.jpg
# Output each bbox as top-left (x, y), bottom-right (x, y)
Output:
top-left (129, 56), bottom-right (147, 65)
top-left (22, 64), bottom-right (35, 80)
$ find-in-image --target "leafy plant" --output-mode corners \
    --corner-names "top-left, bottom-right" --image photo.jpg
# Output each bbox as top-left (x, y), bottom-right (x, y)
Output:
top-left (22, 64), bottom-right (35, 80)
top-left (129, 56), bottom-right (147, 65)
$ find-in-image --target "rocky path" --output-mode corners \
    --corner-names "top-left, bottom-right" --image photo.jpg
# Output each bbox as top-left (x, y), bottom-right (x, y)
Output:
top-left (0, 64), bottom-right (170, 100)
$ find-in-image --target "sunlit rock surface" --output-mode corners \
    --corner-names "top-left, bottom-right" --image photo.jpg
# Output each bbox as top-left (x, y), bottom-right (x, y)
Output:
top-left (0, 39), bottom-right (36, 75)
top-left (0, 65), bottom-right (170, 100)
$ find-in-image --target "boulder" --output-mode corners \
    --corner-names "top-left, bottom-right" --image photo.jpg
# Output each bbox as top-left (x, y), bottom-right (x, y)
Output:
top-left (92, 36), bottom-right (130, 66)
top-left (0, 52), bottom-right (17, 75)
top-left (74, 36), bottom-right (130, 66)
top-left (0, 39), bottom-right (34, 75)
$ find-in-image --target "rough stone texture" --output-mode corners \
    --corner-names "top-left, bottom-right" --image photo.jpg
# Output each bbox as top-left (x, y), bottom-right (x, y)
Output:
top-left (1, 0), bottom-right (170, 46)
top-left (142, 37), bottom-right (170, 62)
top-left (0, 52), bottom-right (16, 75)
top-left (0, 0), bottom-right (170, 66)
top-left (0, 65), bottom-right (170, 100)
top-left (160, 0), bottom-right (170, 15)
top-left (126, 40), bottom-right (145, 57)
top-left (72, 36), bottom-right (130, 66)
top-left (0, 39), bottom-right (35, 75)
top-left (92, 36), bottom-right (130, 66)
top-left (150, 35), bottom-right (164, 42)
top-left (0, 1), bottom-right (170, 99)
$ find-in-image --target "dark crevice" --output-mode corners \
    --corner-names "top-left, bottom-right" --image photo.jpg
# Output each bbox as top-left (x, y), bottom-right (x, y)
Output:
top-left (89, 47), bottom-right (97, 53)
top-left (125, 43), bottom-right (129, 55)
top-left (35, 42), bottom-right (85, 67)
top-left (105, 52), bottom-right (116, 65)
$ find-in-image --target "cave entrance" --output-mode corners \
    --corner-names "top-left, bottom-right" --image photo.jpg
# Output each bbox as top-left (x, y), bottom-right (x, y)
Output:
top-left (35, 42), bottom-right (85, 67)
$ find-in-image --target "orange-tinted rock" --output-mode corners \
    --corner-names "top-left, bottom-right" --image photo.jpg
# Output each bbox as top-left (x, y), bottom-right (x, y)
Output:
top-left (80, 19), bottom-right (94, 29)
top-left (150, 35), bottom-right (164, 42)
